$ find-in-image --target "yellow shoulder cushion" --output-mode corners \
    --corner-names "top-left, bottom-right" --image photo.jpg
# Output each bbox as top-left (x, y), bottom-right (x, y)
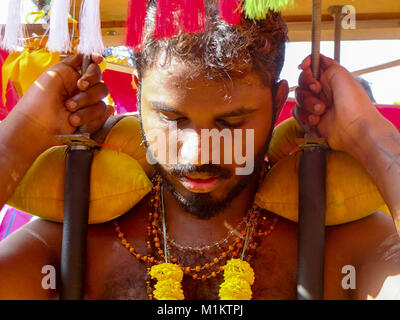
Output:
top-left (7, 117), bottom-right (153, 224)
top-left (268, 117), bottom-right (303, 165)
top-left (258, 117), bottom-right (389, 225)
top-left (102, 116), bottom-right (154, 177)
top-left (7, 116), bottom-right (388, 225)
top-left (255, 150), bottom-right (386, 226)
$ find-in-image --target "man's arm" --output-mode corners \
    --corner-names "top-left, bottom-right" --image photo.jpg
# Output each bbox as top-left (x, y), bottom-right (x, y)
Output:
top-left (353, 118), bottom-right (400, 233)
top-left (0, 54), bottom-right (112, 299)
top-left (0, 219), bottom-right (62, 299)
top-left (0, 111), bottom-right (58, 210)
top-left (295, 55), bottom-right (400, 299)
top-left (0, 54), bottom-right (112, 210)
top-left (295, 55), bottom-right (400, 234)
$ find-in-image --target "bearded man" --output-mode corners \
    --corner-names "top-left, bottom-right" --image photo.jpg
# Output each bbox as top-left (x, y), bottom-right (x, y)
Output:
top-left (0, 1), bottom-right (400, 300)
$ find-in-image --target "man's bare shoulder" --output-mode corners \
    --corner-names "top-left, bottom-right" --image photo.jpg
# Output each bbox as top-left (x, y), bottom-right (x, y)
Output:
top-left (259, 211), bottom-right (399, 299)
top-left (325, 211), bottom-right (400, 299)
top-left (325, 211), bottom-right (397, 258)
top-left (0, 217), bottom-right (63, 259)
top-left (324, 211), bottom-right (398, 276)
top-left (0, 217), bottom-right (64, 299)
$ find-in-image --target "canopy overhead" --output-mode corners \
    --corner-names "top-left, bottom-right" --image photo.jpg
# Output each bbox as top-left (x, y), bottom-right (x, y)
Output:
top-left (284, 0), bottom-right (400, 42)
top-left (19, 0), bottom-right (400, 46)
top-left (85, 0), bottom-right (399, 46)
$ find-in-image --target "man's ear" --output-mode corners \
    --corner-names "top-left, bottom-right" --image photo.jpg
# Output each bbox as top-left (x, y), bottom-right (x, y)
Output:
top-left (273, 80), bottom-right (289, 122)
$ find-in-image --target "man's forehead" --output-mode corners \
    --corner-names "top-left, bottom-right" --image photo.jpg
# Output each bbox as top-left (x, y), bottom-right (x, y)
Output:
top-left (143, 64), bottom-right (267, 94)
top-left (142, 53), bottom-right (263, 87)
top-left (142, 70), bottom-right (271, 115)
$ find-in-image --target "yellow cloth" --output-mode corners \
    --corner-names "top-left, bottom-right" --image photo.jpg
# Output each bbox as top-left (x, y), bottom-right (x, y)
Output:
top-left (2, 49), bottom-right (60, 104)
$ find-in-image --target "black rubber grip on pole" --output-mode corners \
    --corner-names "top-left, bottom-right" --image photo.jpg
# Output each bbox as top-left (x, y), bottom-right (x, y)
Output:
top-left (60, 149), bottom-right (93, 300)
top-left (297, 146), bottom-right (326, 300)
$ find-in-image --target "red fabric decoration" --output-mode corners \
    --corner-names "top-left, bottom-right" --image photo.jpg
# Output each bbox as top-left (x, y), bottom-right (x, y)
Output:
top-left (181, 0), bottom-right (206, 34)
top-left (219, 0), bottom-right (242, 25)
top-left (126, 0), bottom-right (148, 51)
top-left (102, 69), bottom-right (137, 114)
top-left (377, 105), bottom-right (400, 132)
top-left (275, 99), bottom-right (296, 126)
top-left (154, 0), bottom-right (181, 39)
top-left (276, 98), bottom-right (400, 132)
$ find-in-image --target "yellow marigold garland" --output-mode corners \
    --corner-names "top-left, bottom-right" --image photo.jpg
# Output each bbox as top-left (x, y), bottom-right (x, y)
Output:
top-left (219, 259), bottom-right (255, 300)
top-left (149, 263), bottom-right (185, 300)
top-left (149, 259), bottom-right (256, 300)
top-left (219, 276), bottom-right (253, 300)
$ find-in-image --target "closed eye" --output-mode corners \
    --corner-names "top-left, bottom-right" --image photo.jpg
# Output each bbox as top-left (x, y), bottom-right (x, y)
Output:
top-left (159, 113), bottom-right (188, 123)
top-left (216, 118), bottom-right (246, 128)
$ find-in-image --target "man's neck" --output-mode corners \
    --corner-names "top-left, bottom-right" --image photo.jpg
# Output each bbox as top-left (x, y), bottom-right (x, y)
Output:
top-left (162, 176), bottom-right (259, 248)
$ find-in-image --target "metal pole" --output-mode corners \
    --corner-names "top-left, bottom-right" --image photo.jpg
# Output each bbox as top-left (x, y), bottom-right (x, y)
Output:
top-left (297, 145), bottom-right (326, 300)
top-left (296, 0), bottom-right (327, 300)
top-left (58, 55), bottom-right (97, 300)
top-left (311, 0), bottom-right (322, 80)
top-left (60, 145), bottom-right (92, 299)
top-left (328, 6), bottom-right (343, 63)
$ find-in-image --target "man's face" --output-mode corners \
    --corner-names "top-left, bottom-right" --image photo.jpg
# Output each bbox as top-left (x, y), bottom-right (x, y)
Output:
top-left (140, 59), bottom-right (286, 219)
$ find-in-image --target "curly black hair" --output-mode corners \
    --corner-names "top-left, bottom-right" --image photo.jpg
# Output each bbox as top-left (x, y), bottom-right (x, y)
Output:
top-left (134, 0), bottom-right (288, 87)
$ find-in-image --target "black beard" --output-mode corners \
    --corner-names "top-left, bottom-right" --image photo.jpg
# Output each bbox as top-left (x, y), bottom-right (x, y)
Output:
top-left (154, 149), bottom-right (268, 220)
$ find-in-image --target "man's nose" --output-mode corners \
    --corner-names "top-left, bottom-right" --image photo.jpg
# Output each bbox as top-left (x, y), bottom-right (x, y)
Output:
top-left (179, 128), bottom-right (219, 165)
top-left (179, 129), bottom-right (203, 165)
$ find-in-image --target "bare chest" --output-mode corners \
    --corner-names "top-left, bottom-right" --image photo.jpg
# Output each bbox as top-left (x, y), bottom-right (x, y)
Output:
top-left (83, 214), bottom-right (349, 300)
top-left (85, 237), bottom-right (298, 300)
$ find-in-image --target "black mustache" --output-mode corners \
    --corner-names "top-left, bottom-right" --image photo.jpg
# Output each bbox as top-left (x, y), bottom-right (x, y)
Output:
top-left (169, 163), bottom-right (231, 179)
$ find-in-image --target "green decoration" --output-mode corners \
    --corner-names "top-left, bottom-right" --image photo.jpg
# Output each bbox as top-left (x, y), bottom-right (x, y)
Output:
top-left (243, 0), bottom-right (293, 20)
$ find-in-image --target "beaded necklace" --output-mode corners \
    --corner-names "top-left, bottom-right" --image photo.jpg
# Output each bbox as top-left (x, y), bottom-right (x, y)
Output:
top-left (114, 165), bottom-right (278, 300)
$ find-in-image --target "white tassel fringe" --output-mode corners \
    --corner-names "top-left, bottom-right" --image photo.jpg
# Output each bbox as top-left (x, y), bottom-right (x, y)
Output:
top-left (47, 0), bottom-right (72, 53)
top-left (1, 0), bottom-right (24, 52)
top-left (77, 0), bottom-right (104, 56)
